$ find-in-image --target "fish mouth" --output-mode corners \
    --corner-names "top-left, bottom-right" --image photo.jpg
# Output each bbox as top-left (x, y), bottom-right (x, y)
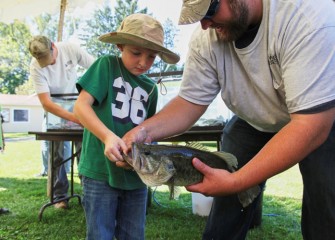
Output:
top-left (122, 152), bottom-right (134, 167)
top-left (121, 142), bottom-right (140, 167)
top-left (131, 142), bottom-right (139, 163)
top-left (130, 142), bottom-right (144, 170)
top-left (131, 142), bottom-right (162, 174)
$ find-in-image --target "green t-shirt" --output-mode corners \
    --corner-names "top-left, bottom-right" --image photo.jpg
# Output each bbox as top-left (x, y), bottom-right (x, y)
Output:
top-left (76, 55), bottom-right (158, 190)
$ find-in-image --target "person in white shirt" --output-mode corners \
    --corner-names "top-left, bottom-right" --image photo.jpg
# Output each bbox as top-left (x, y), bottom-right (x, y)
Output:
top-left (29, 35), bottom-right (95, 209)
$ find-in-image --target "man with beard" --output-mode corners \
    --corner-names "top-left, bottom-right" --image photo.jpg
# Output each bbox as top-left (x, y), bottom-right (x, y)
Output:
top-left (121, 0), bottom-right (335, 239)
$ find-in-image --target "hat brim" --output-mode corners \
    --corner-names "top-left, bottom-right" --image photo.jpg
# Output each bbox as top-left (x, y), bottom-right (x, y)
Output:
top-left (99, 32), bottom-right (180, 64)
top-left (178, 0), bottom-right (212, 25)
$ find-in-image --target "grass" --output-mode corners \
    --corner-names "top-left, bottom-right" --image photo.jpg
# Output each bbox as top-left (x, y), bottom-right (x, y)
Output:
top-left (0, 133), bottom-right (303, 239)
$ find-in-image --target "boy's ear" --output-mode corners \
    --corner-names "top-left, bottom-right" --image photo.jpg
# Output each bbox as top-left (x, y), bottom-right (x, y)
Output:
top-left (116, 44), bottom-right (123, 51)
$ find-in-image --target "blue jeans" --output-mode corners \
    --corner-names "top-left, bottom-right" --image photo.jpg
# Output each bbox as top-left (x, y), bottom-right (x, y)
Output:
top-left (63, 141), bottom-right (71, 173)
top-left (41, 117), bottom-right (71, 174)
top-left (299, 121), bottom-right (335, 240)
top-left (82, 176), bottom-right (147, 240)
top-left (52, 141), bottom-right (69, 199)
top-left (41, 140), bottom-right (71, 173)
top-left (203, 116), bottom-right (335, 240)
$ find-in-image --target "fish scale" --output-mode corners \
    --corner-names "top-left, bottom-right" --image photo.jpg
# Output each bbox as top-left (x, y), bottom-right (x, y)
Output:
top-left (124, 142), bottom-right (261, 207)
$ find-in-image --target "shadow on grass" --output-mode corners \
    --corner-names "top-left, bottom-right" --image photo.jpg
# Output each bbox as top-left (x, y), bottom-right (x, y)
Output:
top-left (0, 177), bottom-right (85, 240)
top-left (247, 194), bottom-right (302, 240)
top-left (0, 178), bottom-right (302, 240)
top-left (147, 189), bottom-right (302, 240)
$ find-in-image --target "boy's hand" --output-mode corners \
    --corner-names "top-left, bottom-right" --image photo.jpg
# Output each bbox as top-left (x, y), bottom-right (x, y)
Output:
top-left (115, 161), bottom-right (133, 170)
top-left (104, 134), bottom-right (127, 162)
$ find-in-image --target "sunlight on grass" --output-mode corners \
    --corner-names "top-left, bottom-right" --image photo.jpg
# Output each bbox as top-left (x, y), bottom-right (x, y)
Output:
top-left (265, 165), bottom-right (303, 200)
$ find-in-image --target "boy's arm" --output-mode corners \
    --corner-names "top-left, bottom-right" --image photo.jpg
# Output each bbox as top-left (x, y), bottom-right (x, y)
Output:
top-left (74, 89), bottom-right (126, 162)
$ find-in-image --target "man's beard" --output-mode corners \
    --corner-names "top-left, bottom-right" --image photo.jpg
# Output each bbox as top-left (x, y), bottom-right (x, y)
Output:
top-left (215, 0), bottom-right (249, 42)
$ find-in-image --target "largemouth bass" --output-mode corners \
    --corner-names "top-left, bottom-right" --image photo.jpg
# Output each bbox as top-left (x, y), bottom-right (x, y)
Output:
top-left (124, 142), bottom-right (260, 207)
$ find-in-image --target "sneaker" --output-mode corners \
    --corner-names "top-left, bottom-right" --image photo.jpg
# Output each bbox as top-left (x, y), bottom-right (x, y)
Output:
top-left (54, 201), bottom-right (68, 209)
top-left (35, 172), bottom-right (47, 177)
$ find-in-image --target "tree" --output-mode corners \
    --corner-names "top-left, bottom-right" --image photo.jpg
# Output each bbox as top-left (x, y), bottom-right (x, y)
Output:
top-left (80, 0), bottom-right (148, 58)
top-left (15, 78), bottom-right (36, 95)
top-left (32, 13), bottom-right (58, 40)
top-left (0, 21), bottom-right (31, 94)
top-left (79, 5), bottom-right (117, 58)
top-left (80, 0), bottom-right (181, 75)
top-left (0, 1), bottom-right (182, 94)
top-left (0, 13), bottom-right (80, 94)
top-left (159, 18), bottom-right (180, 73)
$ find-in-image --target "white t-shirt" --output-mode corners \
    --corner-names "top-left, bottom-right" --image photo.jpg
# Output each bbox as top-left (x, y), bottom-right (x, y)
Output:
top-left (29, 42), bottom-right (95, 94)
top-left (180, 0), bottom-right (335, 132)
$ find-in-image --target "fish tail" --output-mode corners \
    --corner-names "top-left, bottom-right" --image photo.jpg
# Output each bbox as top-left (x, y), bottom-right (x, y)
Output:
top-left (237, 185), bottom-right (261, 208)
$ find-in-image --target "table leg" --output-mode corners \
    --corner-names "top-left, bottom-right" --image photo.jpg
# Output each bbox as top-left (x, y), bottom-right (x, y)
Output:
top-left (38, 141), bottom-right (81, 221)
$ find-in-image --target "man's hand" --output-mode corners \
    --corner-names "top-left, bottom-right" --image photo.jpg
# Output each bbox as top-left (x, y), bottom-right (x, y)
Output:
top-left (186, 158), bottom-right (237, 197)
top-left (122, 126), bottom-right (152, 152)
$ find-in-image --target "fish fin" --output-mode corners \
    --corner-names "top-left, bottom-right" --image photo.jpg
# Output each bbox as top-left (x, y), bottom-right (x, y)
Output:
top-left (185, 142), bottom-right (209, 152)
top-left (170, 184), bottom-right (175, 200)
top-left (237, 185), bottom-right (261, 208)
top-left (169, 179), bottom-right (175, 200)
top-left (212, 152), bottom-right (238, 170)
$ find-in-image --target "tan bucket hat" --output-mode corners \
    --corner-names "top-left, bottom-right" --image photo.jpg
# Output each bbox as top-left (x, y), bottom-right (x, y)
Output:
top-left (99, 13), bottom-right (180, 64)
top-left (178, 0), bottom-right (212, 25)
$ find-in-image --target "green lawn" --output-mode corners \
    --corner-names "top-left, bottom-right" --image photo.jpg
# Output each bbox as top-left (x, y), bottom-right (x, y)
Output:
top-left (0, 134), bottom-right (303, 239)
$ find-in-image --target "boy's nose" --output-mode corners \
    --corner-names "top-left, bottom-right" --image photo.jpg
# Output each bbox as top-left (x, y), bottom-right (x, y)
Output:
top-left (139, 57), bottom-right (148, 68)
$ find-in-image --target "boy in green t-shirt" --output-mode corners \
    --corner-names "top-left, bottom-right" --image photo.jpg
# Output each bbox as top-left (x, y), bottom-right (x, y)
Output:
top-left (74, 13), bottom-right (179, 240)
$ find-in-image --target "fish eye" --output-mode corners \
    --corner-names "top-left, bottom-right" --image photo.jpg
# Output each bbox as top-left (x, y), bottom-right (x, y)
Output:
top-left (144, 150), bottom-right (151, 155)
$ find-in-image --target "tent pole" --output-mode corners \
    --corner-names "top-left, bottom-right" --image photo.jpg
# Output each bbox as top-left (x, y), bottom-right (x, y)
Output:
top-left (57, 0), bottom-right (67, 41)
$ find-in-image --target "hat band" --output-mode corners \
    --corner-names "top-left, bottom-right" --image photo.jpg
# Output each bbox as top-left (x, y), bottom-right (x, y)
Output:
top-left (203, 0), bottom-right (220, 20)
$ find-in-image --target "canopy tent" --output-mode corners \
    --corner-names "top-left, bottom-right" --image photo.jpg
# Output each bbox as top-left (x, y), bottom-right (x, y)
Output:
top-left (0, 0), bottom-right (104, 40)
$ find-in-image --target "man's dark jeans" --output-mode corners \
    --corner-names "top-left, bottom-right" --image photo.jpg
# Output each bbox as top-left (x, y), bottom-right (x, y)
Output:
top-left (203, 116), bottom-right (335, 240)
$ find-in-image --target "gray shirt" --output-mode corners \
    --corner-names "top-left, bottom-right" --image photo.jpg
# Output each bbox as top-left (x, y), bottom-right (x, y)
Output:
top-left (180, 0), bottom-right (335, 132)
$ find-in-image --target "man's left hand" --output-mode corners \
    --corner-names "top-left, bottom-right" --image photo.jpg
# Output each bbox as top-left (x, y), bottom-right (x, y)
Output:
top-left (186, 158), bottom-right (237, 197)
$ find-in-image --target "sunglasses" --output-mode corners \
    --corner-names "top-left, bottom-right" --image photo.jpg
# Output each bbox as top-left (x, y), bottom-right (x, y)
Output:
top-left (203, 0), bottom-right (220, 20)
